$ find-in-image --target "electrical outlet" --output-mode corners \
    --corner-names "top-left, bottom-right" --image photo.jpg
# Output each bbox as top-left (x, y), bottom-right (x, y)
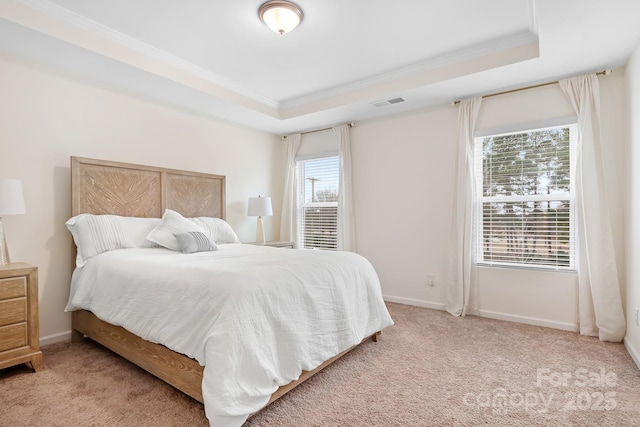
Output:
top-left (427, 275), bottom-right (435, 287)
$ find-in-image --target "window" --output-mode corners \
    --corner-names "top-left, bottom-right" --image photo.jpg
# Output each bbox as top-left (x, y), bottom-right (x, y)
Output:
top-left (296, 156), bottom-right (339, 250)
top-left (474, 124), bottom-right (577, 270)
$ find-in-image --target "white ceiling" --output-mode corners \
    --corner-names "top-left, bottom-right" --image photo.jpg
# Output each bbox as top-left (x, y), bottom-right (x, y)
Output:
top-left (1, 0), bottom-right (640, 135)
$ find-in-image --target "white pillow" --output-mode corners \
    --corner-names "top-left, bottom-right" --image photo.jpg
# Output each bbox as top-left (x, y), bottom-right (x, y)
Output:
top-left (174, 231), bottom-right (218, 254)
top-left (146, 209), bottom-right (204, 251)
top-left (66, 214), bottom-right (160, 268)
top-left (189, 217), bottom-right (240, 244)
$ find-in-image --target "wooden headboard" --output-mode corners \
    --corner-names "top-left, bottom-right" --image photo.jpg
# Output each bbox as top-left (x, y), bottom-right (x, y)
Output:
top-left (71, 157), bottom-right (226, 219)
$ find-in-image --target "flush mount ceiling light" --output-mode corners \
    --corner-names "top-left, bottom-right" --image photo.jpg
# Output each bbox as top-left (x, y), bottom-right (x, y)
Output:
top-left (259, 0), bottom-right (304, 35)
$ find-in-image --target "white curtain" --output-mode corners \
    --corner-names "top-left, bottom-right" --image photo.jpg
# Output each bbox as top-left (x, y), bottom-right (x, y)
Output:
top-left (333, 124), bottom-right (357, 252)
top-left (446, 97), bottom-right (482, 317)
top-left (559, 74), bottom-right (626, 342)
top-left (279, 133), bottom-right (301, 246)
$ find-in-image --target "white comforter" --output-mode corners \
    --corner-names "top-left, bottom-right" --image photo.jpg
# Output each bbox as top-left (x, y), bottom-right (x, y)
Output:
top-left (65, 244), bottom-right (393, 426)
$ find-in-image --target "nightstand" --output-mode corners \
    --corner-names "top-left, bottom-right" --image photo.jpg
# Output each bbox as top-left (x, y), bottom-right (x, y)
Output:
top-left (0, 263), bottom-right (42, 372)
top-left (247, 241), bottom-right (294, 248)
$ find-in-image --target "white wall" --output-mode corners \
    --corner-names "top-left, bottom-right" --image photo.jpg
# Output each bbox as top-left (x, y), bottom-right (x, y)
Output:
top-left (352, 105), bottom-right (456, 310)
top-left (0, 54), bottom-right (283, 344)
top-left (351, 71), bottom-right (628, 332)
top-left (625, 42), bottom-right (640, 367)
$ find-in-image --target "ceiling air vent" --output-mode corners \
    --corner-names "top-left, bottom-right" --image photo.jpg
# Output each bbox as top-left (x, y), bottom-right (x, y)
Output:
top-left (371, 97), bottom-right (405, 108)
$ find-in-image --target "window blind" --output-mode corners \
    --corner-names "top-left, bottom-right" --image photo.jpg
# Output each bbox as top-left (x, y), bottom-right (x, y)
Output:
top-left (474, 124), bottom-right (577, 270)
top-left (297, 156), bottom-right (339, 250)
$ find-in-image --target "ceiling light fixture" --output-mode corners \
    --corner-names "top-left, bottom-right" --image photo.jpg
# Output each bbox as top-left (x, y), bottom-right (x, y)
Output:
top-left (259, 0), bottom-right (304, 35)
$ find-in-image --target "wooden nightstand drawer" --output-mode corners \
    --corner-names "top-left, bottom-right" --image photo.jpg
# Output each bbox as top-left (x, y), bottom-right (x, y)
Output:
top-left (0, 277), bottom-right (27, 300)
top-left (0, 322), bottom-right (28, 352)
top-left (0, 263), bottom-right (42, 372)
top-left (0, 298), bottom-right (27, 326)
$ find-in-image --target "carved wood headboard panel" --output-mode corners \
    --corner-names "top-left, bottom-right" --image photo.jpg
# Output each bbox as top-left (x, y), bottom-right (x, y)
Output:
top-left (71, 157), bottom-right (225, 219)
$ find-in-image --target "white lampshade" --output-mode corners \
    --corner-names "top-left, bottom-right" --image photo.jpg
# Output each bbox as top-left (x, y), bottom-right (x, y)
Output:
top-left (0, 178), bottom-right (25, 266)
top-left (259, 0), bottom-right (303, 35)
top-left (248, 196), bottom-right (273, 217)
top-left (0, 178), bottom-right (26, 215)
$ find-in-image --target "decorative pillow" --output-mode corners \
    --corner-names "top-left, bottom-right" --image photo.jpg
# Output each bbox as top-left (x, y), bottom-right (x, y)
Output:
top-left (66, 214), bottom-right (160, 268)
top-left (174, 231), bottom-right (218, 254)
top-left (189, 217), bottom-right (240, 244)
top-left (146, 209), bottom-right (204, 251)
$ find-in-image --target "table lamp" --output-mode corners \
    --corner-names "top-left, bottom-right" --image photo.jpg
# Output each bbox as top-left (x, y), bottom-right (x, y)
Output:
top-left (248, 196), bottom-right (273, 244)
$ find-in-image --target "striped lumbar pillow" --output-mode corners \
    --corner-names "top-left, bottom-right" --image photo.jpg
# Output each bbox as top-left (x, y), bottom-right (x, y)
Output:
top-left (173, 231), bottom-right (218, 254)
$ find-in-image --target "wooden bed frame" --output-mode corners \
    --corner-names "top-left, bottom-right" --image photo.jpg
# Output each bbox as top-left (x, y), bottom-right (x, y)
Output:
top-left (69, 156), bottom-right (378, 409)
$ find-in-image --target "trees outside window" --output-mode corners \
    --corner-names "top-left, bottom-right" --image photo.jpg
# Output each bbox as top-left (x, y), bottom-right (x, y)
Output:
top-left (475, 124), bottom-right (577, 270)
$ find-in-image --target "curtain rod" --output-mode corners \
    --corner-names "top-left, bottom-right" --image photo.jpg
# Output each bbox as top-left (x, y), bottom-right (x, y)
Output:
top-left (451, 70), bottom-right (611, 106)
top-left (284, 122), bottom-right (354, 138)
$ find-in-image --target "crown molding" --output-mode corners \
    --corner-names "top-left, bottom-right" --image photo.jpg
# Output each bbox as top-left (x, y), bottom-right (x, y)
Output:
top-left (3, 0), bottom-right (541, 125)
top-left (12, 0), bottom-right (280, 109)
top-left (280, 30), bottom-right (540, 111)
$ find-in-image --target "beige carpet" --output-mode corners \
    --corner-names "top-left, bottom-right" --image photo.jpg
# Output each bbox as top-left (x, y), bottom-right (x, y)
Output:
top-left (1, 303), bottom-right (638, 426)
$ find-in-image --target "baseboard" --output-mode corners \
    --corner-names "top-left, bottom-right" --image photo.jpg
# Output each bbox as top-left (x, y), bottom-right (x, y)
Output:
top-left (40, 330), bottom-right (72, 347)
top-left (476, 309), bottom-right (579, 332)
top-left (383, 296), bottom-right (578, 332)
top-left (624, 337), bottom-right (640, 369)
top-left (382, 295), bottom-right (445, 311)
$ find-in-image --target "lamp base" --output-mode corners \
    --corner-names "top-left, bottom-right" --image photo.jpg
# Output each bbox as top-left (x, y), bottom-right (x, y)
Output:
top-left (0, 217), bottom-right (11, 266)
top-left (256, 216), bottom-right (266, 244)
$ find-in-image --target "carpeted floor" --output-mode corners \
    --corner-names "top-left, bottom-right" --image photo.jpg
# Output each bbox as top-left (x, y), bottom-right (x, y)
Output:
top-left (1, 302), bottom-right (638, 426)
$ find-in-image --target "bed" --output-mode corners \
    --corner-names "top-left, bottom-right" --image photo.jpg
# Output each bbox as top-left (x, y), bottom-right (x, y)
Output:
top-left (65, 157), bottom-right (393, 426)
